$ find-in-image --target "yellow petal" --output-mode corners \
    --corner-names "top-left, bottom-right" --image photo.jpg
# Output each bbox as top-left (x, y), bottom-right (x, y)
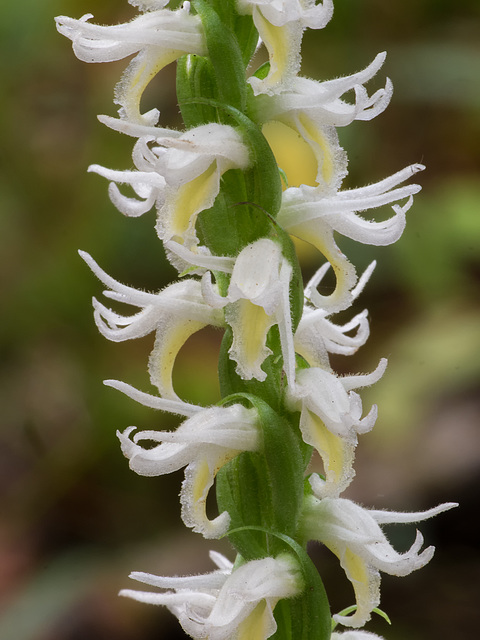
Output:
top-left (262, 120), bottom-right (318, 188)
top-left (162, 161), bottom-right (219, 246)
top-left (253, 9), bottom-right (297, 88)
top-left (148, 318), bottom-right (206, 400)
top-left (296, 113), bottom-right (335, 186)
top-left (304, 412), bottom-right (355, 495)
top-left (238, 601), bottom-right (276, 640)
top-left (227, 299), bottom-right (275, 381)
top-left (116, 49), bottom-right (182, 123)
top-left (181, 456), bottom-right (232, 538)
top-left (328, 542), bottom-right (380, 627)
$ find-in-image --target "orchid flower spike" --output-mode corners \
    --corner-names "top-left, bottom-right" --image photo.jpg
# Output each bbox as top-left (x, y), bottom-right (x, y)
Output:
top-left (89, 123), bottom-right (250, 250)
top-left (286, 359), bottom-right (387, 498)
top-left (237, 0), bottom-right (334, 93)
top-left (55, 5), bottom-right (206, 124)
top-left (201, 238), bottom-right (296, 385)
top-left (120, 551), bottom-right (303, 640)
top-left (118, 403), bottom-right (260, 538)
top-left (80, 251), bottom-right (224, 402)
top-left (302, 495), bottom-right (458, 628)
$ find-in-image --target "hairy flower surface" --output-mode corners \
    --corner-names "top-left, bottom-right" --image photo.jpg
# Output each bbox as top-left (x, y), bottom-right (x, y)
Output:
top-left (120, 552), bottom-right (302, 640)
top-left (238, 0), bottom-right (334, 93)
top-left (287, 360), bottom-right (386, 497)
top-left (302, 495), bottom-right (457, 627)
top-left (254, 52), bottom-right (392, 127)
top-left (57, 1), bottom-right (455, 638)
top-left (278, 164), bottom-right (424, 312)
top-left (80, 251), bottom-right (224, 401)
top-left (294, 264), bottom-right (372, 370)
top-left (119, 404), bottom-right (260, 537)
top-left (202, 238), bottom-right (295, 383)
top-left (89, 123), bottom-right (250, 249)
top-left (55, 5), bottom-right (206, 124)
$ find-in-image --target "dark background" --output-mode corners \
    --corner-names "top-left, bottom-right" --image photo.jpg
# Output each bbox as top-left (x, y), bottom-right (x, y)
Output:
top-left (1, 1), bottom-right (479, 638)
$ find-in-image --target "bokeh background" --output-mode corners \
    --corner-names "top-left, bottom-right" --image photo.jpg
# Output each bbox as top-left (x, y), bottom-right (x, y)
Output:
top-left (1, 1), bottom-right (479, 638)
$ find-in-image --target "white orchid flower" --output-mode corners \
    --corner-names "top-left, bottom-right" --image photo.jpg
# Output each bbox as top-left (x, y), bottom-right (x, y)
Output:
top-left (302, 495), bottom-right (458, 628)
top-left (278, 164), bottom-right (425, 312)
top-left (295, 262), bottom-right (374, 370)
top-left (286, 360), bottom-right (387, 497)
top-left (120, 551), bottom-right (302, 639)
top-left (200, 238), bottom-right (296, 384)
top-left (255, 52), bottom-right (393, 128)
top-left (80, 251), bottom-right (224, 402)
top-left (237, 0), bottom-right (334, 93)
top-left (55, 4), bottom-right (206, 124)
top-left (118, 403), bottom-right (260, 538)
top-left (89, 123), bottom-right (250, 249)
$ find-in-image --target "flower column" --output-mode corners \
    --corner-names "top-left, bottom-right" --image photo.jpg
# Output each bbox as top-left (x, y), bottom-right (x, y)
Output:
top-left (56, 1), bottom-right (456, 639)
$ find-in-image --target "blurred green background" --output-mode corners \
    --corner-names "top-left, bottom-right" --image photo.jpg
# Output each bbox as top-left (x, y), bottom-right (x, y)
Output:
top-left (1, 1), bottom-right (479, 638)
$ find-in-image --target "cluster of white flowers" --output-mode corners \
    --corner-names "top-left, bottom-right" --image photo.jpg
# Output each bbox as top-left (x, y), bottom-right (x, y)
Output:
top-left (57, 1), bottom-right (455, 639)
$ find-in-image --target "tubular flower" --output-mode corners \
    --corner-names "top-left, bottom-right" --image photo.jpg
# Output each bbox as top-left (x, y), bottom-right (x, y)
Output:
top-left (89, 123), bottom-right (250, 249)
top-left (286, 360), bottom-right (387, 497)
top-left (55, 4), bottom-right (206, 124)
top-left (201, 238), bottom-right (296, 384)
top-left (79, 251), bottom-right (224, 402)
top-left (118, 404), bottom-right (260, 538)
top-left (237, 0), bottom-right (334, 93)
top-left (120, 552), bottom-right (303, 640)
top-left (302, 495), bottom-right (458, 628)
top-left (277, 164), bottom-right (425, 312)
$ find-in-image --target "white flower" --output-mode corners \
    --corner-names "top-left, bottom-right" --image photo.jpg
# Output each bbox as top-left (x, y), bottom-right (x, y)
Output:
top-left (254, 52), bottom-right (393, 127)
top-left (55, 5), bottom-right (206, 124)
top-left (120, 551), bottom-right (303, 640)
top-left (286, 360), bottom-right (387, 497)
top-left (80, 251), bottom-right (224, 402)
top-left (89, 123), bottom-right (250, 249)
top-left (302, 495), bottom-right (458, 628)
top-left (237, 0), bottom-right (334, 93)
top-left (118, 403), bottom-right (260, 538)
top-left (278, 164), bottom-right (425, 312)
top-left (262, 108), bottom-right (348, 195)
top-left (201, 238), bottom-right (296, 384)
top-left (294, 262), bottom-right (374, 370)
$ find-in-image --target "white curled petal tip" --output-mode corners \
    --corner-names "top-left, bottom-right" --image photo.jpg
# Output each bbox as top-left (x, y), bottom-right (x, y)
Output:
top-left (341, 358), bottom-right (388, 392)
top-left (103, 379), bottom-right (202, 417)
top-left (209, 550), bottom-right (234, 572)
top-left (368, 502), bottom-right (458, 525)
top-left (166, 240), bottom-right (235, 273)
top-left (180, 461), bottom-right (231, 539)
top-left (355, 402), bottom-right (378, 434)
top-left (201, 272), bottom-right (228, 309)
top-left (351, 261), bottom-right (376, 299)
top-left (304, 262), bottom-right (331, 301)
top-left (356, 77), bottom-right (393, 121)
top-left (107, 183), bottom-right (156, 217)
